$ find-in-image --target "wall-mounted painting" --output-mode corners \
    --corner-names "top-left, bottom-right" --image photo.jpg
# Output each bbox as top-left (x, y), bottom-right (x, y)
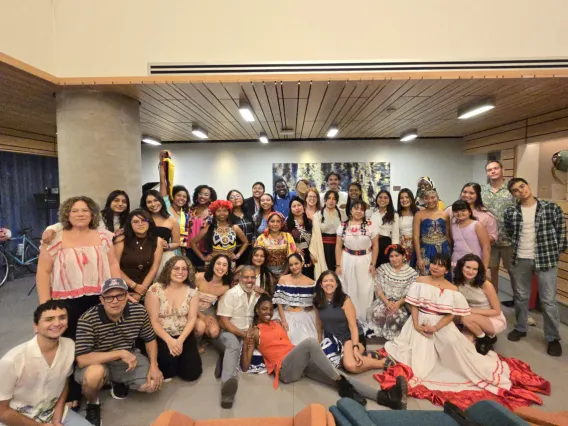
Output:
top-left (272, 162), bottom-right (390, 207)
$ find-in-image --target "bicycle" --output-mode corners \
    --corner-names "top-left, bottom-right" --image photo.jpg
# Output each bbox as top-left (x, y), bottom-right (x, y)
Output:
top-left (0, 227), bottom-right (41, 289)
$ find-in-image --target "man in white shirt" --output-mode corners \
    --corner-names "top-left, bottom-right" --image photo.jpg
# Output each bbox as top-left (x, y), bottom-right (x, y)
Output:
top-left (320, 172), bottom-right (348, 210)
top-left (215, 266), bottom-right (260, 409)
top-left (0, 300), bottom-right (92, 426)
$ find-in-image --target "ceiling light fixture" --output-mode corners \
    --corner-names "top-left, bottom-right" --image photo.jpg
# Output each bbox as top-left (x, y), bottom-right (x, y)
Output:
top-left (280, 128), bottom-right (295, 136)
top-left (400, 129), bottom-right (418, 142)
top-left (192, 124), bottom-right (208, 139)
top-left (239, 101), bottom-right (255, 122)
top-left (142, 137), bottom-right (161, 146)
top-left (259, 132), bottom-right (269, 144)
top-left (458, 98), bottom-right (496, 119)
top-left (326, 125), bottom-right (339, 138)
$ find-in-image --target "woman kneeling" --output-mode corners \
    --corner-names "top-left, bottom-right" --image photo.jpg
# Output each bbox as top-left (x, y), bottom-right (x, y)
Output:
top-left (454, 254), bottom-right (506, 355)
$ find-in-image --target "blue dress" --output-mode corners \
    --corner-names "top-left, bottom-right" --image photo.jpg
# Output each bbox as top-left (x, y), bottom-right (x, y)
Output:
top-left (419, 218), bottom-right (451, 280)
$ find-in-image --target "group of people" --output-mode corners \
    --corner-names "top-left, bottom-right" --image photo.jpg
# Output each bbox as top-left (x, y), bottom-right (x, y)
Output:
top-left (0, 154), bottom-right (565, 426)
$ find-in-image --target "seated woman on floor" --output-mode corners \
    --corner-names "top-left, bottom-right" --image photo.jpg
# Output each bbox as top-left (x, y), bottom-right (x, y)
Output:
top-left (365, 244), bottom-right (418, 341)
top-left (454, 253), bottom-right (506, 355)
top-left (273, 254), bottom-right (318, 345)
top-left (241, 295), bottom-right (408, 410)
top-left (377, 253), bottom-right (549, 409)
top-left (314, 270), bottom-right (385, 373)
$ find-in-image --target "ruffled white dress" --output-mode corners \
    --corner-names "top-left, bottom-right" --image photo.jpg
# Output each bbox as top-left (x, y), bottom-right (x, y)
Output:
top-left (272, 282), bottom-right (318, 345)
top-left (385, 282), bottom-right (513, 394)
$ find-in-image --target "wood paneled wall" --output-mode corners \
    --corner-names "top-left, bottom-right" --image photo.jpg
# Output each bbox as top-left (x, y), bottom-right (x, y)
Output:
top-left (0, 129), bottom-right (57, 157)
top-left (464, 108), bottom-right (568, 306)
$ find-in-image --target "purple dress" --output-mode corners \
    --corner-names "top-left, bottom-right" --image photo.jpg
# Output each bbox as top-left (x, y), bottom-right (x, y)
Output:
top-left (451, 220), bottom-right (481, 265)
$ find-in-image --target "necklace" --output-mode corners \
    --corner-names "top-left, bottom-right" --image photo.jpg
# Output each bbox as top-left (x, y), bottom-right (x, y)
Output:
top-left (135, 236), bottom-right (149, 271)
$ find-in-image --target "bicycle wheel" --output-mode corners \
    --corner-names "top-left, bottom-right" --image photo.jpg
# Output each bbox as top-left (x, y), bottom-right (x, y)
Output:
top-left (24, 238), bottom-right (41, 274)
top-left (0, 250), bottom-right (9, 288)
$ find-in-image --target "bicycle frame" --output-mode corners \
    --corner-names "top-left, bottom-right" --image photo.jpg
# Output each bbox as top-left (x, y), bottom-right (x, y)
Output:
top-left (3, 235), bottom-right (39, 266)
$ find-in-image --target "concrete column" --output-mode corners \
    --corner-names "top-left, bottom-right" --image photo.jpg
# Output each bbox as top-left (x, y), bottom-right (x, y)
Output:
top-left (56, 90), bottom-right (142, 207)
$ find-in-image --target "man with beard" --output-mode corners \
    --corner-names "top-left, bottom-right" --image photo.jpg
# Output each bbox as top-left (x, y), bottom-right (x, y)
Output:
top-left (0, 300), bottom-right (92, 426)
top-left (320, 172), bottom-right (348, 211)
top-left (215, 266), bottom-right (260, 408)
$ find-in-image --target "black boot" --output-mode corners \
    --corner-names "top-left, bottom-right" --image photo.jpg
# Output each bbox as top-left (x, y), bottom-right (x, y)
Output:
top-left (337, 375), bottom-right (367, 406)
top-left (475, 335), bottom-right (493, 355)
top-left (376, 376), bottom-right (408, 410)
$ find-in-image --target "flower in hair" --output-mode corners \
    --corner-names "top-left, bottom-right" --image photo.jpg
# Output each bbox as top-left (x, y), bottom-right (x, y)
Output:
top-left (209, 200), bottom-right (233, 214)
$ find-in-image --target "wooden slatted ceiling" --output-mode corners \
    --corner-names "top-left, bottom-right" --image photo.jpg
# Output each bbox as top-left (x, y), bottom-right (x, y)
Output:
top-left (136, 78), bottom-right (568, 142)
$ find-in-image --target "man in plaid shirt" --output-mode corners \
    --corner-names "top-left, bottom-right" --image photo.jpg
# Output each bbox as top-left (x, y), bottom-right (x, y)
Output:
top-left (504, 178), bottom-right (567, 357)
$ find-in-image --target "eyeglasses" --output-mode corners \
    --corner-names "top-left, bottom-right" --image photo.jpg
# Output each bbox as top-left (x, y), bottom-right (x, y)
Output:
top-left (229, 195), bottom-right (242, 200)
top-left (198, 192), bottom-right (210, 197)
top-left (102, 293), bottom-right (127, 303)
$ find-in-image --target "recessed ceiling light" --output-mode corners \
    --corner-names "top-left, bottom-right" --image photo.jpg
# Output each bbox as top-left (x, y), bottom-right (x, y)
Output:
top-left (191, 124), bottom-right (208, 139)
top-left (326, 125), bottom-right (339, 138)
top-left (259, 132), bottom-right (269, 144)
top-left (400, 129), bottom-right (418, 142)
top-left (239, 102), bottom-right (255, 122)
top-left (142, 137), bottom-right (161, 146)
top-left (458, 98), bottom-right (496, 119)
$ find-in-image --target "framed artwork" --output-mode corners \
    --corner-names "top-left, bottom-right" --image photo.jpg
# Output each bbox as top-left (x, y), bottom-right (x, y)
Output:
top-left (272, 162), bottom-right (390, 207)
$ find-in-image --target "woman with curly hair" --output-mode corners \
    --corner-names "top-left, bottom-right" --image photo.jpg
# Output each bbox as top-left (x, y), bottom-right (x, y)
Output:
top-left (189, 200), bottom-right (248, 270)
top-left (227, 189), bottom-right (255, 266)
top-left (194, 254), bottom-right (232, 352)
top-left (255, 211), bottom-right (297, 279)
top-left (41, 189), bottom-right (130, 243)
top-left (287, 196), bottom-right (315, 278)
top-left (454, 254), bottom-right (506, 355)
top-left (114, 209), bottom-right (164, 303)
top-left (187, 184), bottom-right (217, 266)
top-left (36, 196), bottom-right (121, 407)
top-left (145, 256), bottom-right (202, 382)
top-left (335, 200), bottom-right (379, 321)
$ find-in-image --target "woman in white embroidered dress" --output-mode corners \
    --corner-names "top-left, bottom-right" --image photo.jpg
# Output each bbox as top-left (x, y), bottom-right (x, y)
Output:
top-left (335, 200), bottom-right (379, 321)
top-left (383, 253), bottom-right (514, 395)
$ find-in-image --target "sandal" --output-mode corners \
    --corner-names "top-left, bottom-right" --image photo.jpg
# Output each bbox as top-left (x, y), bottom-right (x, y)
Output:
top-left (383, 355), bottom-right (397, 370)
top-left (363, 350), bottom-right (384, 360)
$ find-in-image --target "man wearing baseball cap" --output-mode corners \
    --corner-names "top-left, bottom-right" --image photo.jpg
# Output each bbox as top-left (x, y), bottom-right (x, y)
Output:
top-left (73, 278), bottom-right (163, 426)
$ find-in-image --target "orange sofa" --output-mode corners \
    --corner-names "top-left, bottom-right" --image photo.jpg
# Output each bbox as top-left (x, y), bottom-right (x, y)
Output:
top-left (151, 404), bottom-right (335, 426)
top-left (514, 407), bottom-right (568, 426)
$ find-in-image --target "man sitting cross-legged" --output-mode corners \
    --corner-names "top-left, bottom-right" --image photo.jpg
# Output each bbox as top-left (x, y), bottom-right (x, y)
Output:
top-left (0, 300), bottom-right (92, 426)
top-left (74, 278), bottom-right (163, 426)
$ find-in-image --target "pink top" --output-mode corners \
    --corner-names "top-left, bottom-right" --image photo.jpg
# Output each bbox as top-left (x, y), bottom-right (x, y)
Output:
top-left (47, 230), bottom-right (113, 299)
top-left (451, 220), bottom-right (482, 265)
top-left (446, 207), bottom-right (498, 243)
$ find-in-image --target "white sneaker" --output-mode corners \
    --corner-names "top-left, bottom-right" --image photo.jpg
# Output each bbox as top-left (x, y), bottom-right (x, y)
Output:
top-left (527, 315), bottom-right (536, 326)
top-left (163, 378), bottom-right (173, 383)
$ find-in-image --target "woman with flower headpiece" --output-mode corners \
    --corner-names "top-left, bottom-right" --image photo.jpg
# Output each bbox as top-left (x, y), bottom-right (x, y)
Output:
top-left (335, 200), bottom-right (379, 321)
top-left (255, 211), bottom-right (297, 279)
top-left (365, 244), bottom-right (418, 340)
top-left (189, 200), bottom-right (248, 271)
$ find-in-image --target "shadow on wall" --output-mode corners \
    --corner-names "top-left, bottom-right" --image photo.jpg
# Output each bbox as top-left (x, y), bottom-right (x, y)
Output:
top-left (0, 152), bottom-right (59, 238)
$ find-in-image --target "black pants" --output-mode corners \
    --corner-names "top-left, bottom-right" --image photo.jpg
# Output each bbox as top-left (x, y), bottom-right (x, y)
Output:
top-left (61, 295), bottom-right (100, 402)
top-left (377, 236), bottom-right (392, 267)
top-left (156, 333), bottom-right (202, 381)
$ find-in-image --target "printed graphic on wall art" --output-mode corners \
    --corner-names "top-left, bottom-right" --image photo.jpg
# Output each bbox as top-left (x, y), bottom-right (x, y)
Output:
top-left (272, 162), bottom-right (390, 207)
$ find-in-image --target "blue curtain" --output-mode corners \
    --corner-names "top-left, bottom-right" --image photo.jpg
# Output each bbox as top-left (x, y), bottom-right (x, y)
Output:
top-left (0, 152), bottom-right (59, 238)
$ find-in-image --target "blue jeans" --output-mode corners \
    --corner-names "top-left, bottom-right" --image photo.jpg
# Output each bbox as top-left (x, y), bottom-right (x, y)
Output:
top-left (510, 259), bottom-right (560, 342)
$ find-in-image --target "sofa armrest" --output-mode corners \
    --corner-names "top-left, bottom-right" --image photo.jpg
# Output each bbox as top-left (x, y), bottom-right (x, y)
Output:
top-left (330, 406), bottom-right (354, 426)
top-left (466, 400), bottom-right (529, 426)
top-left (294, 404), bottom-right (328, 426)
top-left (336, 398), bottom-right (375, 426)
top-left (514, 407), bottom-right (568, 426)
top-left (151, 410), bottom-right (196, 426)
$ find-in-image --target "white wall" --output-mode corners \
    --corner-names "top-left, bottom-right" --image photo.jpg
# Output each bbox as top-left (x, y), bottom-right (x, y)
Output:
top-left (516, 144), bottom-right (541, 197)
top-left (141, 138), bottom-right (472, 205)
top-left (51, 0), bottom-right (568, 77)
